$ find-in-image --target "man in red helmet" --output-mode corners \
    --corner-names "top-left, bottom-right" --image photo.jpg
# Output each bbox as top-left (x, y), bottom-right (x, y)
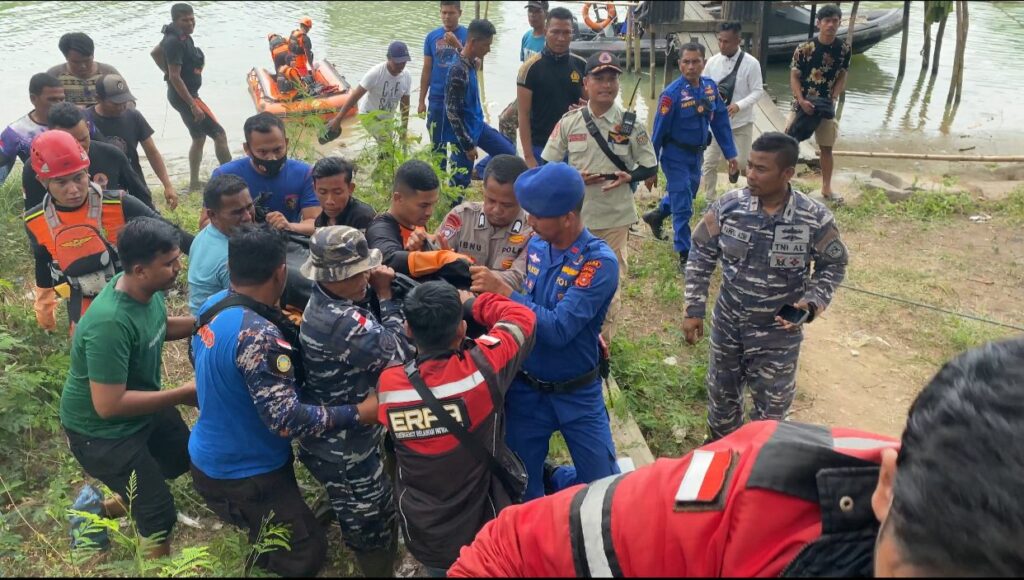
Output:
top-left (289, 17), bottom-right (314, 77)
top-left (448, 337), bottom-right (1024, 577)
top-left (24, 131), bottom-right (192, 332)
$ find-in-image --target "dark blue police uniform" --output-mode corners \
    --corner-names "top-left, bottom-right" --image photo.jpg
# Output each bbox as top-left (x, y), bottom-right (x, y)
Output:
top-left (505, 162), bottom-right (621, 500)
top-left (652, 76), bottom-right (737, 257)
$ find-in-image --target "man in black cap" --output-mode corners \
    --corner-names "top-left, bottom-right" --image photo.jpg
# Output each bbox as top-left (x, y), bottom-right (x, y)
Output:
top-left (321, 41), bottom-right (413, 145)
top-left (86, 74), bottom-right (179, 209)
top-left (542, 51), bottom-right (657, 340)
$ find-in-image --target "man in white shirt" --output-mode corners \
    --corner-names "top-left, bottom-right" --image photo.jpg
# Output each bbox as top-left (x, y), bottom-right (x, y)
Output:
top-left (701, 21), bottom-right (764, 199)
top-left (320, 41), bottom-right (412, 144)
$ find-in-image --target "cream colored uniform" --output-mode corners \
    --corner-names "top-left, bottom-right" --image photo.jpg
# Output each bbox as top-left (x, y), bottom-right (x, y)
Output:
top-left (541, 102), bottom-right (658, 339)
top-left (436, 202), bottom-right (533, 290)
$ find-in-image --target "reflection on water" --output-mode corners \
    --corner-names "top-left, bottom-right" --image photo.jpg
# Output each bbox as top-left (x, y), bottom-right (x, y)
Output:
top-left (1, 0), bottom-right (1022, 172)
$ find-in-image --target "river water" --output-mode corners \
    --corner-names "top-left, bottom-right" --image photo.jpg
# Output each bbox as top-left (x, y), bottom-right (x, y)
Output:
top-left (1, 0), bottom-right (1021, 174)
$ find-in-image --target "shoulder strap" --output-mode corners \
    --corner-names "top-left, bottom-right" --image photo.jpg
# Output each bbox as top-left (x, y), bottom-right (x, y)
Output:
top-left (580, 108), bottom-right (630, 174)
top-left (723, 51), bottom-right (745, 82)
top-left (195, 293), bottom-right (306, 381)
top-left (403, 360), bottom-right (522, 497)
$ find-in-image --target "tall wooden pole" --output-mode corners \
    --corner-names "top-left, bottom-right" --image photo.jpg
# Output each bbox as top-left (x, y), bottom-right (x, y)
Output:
top-left (759, 2), bottom-right (771, 82)
top-left (847, 1), bottom-right (861, 49)
top-left (625, 8), bottom-right (633, 71)
top-left (897, 0), bottom-right (911, 77)
top-left (474, 1), bottom-right (480, 19)
top-left (931, 9), bottom-right (949, 77)
top-left (921, 6), bottom-right (932, 71)
top-left (946, 0), bottom-right (967, 105)
top-left (953, 0), bottom-right (968, 104)
top-left (649, 25), bottom-right (657, 98)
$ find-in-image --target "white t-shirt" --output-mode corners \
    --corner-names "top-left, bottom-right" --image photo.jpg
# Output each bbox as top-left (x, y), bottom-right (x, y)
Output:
top-left (358, 61), bottom-right (412, 115)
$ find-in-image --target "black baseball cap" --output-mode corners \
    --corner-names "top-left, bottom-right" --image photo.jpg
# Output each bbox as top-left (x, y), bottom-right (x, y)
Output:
top-left (526, 1), bottom-right (549, 10)
top-left (586, 51), bottom-right (623, 76)
top-left (95, 74), bottom-right (136, 104)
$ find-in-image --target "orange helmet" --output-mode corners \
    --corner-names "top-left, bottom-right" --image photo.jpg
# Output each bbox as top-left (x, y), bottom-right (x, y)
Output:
top-left (31, 130), bottom-right (89, 180)
top-left (299, 16), bottom-right (312, 29)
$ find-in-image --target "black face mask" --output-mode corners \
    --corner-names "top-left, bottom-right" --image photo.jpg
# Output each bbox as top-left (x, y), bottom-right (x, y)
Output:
top-left (253, 155), bottom-right (286, 177)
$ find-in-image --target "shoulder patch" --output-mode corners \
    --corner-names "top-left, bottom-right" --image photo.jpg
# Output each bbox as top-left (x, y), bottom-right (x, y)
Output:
top-left (476, 333), bottom-right (502, 348)
top-left (274, 337), bottom-right (293, 351)
top-left (659, 95), bottom-right (672, 116)
top-left (275, 353), bottom-right (293, 374)
top-left (674, 450), bottom-right (736, 511)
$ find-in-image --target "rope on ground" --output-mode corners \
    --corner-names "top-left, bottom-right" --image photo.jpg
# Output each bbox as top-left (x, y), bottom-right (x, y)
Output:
top-left (836, 284), bottom-right (1024, 332)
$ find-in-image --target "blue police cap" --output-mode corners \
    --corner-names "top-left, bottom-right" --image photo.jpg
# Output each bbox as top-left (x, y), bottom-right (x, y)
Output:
top-left (514, 162), bottom-right (585, 218)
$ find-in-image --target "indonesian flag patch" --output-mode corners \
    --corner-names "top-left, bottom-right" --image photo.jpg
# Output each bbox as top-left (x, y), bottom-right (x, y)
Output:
top-left (674, 450), bottom-right (736, 511)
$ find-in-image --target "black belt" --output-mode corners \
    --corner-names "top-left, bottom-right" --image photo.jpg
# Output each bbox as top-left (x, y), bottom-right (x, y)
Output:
top-left (517, 367), bottom-right (600, 394)
top-left (667, 139), bottom-right (705, 154)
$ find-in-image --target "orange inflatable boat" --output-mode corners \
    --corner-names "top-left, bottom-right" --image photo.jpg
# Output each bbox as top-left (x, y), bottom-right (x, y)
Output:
top-left (246, 59), bottom-right (358, 122)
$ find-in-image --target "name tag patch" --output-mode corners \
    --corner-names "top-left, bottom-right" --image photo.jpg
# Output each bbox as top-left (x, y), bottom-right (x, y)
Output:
top-left (569, 133), bottom-right (588, 143)
top-left (721, 224), bottom-right (750, 242)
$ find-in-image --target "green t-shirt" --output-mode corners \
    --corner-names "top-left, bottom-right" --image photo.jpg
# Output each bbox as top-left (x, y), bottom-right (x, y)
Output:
top-left (60, 273), bottom-right (167, 439)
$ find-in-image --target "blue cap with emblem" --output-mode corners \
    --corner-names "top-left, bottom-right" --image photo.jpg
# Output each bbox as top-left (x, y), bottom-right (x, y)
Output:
top-left (514, 162), bottom-right (585, 218)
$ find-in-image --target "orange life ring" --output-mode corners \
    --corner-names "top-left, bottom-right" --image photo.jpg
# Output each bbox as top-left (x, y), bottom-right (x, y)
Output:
top-left (583, 3), bottom-right (618, 32)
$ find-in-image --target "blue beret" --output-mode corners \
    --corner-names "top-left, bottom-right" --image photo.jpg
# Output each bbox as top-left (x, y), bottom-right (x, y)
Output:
top-left (513, 162), bottom-right (585, 218)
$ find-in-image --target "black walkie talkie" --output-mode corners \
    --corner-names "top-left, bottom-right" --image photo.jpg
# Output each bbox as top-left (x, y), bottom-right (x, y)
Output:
top-left (620, 77), bottom-right (642, 136)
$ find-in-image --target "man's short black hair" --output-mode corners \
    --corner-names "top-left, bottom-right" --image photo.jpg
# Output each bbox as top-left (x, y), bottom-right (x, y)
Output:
top-left (403, 281), bottom-right (463, 351)
top-left (680, 42), bottom-right (706, 58)
top-left (47, 102), bottom-right (85, 130)
top-left (58, 33), bottom-right (94, 58)
top-left (817, 4), bottom-right (842, 20)
top-left (547, 6), bottom-right (573, 24)
top-left (171, 3), bottom-right (193, 20)
top-left (468, 19), bottom-right (496, 41)
top-left (394, 159), bottom-right (440, 195)
top-left (117, 217), bottom-right (180, 271)
top-left (751, 132), bottom-right (799, 170)
top-left (440, 1), bottom-right (461, 9)
top-left (312, 156), bottom-right (355, 184)
top-left (719, 21), bottom-right (742, 34)
top-left (229, 225), bottom-right (287, 287)
top-left (886, 337), bottom-right (1024, 575)
top-left (484, 154), bottom-right (528, 186)
top-left (243, 112), bottom-right (286, 143)
top-left (29, 73), bottom-right (62, 96)
top-left (203, 174), bottom-right (249, 211)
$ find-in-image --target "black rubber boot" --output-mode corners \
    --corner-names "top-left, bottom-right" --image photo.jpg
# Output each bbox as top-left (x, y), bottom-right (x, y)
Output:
top-left (678, 251), bottom-right (689, 274)
top-left (642, 208), bottom-right (668, 240)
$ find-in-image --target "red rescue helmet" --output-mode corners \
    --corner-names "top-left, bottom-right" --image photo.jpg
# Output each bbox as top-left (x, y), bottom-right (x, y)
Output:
top-left (299, 16), bottom-right (312, 29)
top-left (31, 130), bottom-right (89, 180)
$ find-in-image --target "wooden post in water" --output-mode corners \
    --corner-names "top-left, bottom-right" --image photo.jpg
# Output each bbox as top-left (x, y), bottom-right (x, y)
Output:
top-left (946, 0), bottom-right (968, 105)
top-left (921, 5), bottom-right (932, 71)
top-left (897, 0), bottom-right (911, 77)
top-left (847, 1), bottom-right (861, 49)
top-left (649, 25), bottom-right (657, 98)
top-left (625, 8), bottom-right (633, 72)
top-left (932, 4), bottom-right (951, 77)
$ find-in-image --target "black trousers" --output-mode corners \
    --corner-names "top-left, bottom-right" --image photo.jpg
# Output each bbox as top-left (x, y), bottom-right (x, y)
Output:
top-left (190, 459), bottom-right (326, 578)
top-left (64, 407), bottom-right (190, 540)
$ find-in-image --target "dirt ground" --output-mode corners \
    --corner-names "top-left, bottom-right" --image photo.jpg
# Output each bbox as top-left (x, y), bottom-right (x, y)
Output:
top-left (626, 163), bottom-right (1024, 439)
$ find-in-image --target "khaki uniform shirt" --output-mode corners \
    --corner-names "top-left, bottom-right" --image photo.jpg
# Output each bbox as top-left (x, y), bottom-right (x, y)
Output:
top-left (436, 202), bottom-right (533, 289)
top-left (541, 102), bottom-right (658, 230)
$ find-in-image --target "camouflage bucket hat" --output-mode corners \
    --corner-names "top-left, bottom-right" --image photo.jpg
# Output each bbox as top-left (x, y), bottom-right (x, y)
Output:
top-left (300, 226), bottom-right (382, 282)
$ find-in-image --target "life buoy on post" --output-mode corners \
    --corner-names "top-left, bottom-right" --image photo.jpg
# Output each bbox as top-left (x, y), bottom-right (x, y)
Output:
top-left (583, 3), bottom-right (618, 32)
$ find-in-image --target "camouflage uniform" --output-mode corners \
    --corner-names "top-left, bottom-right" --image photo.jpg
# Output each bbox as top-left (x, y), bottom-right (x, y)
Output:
top-left (297, 227), bottom-right (415, 556)
top-left (436, 201), bottom-right (533, 289)
top-left (685, 187), bottom-right (848, 440)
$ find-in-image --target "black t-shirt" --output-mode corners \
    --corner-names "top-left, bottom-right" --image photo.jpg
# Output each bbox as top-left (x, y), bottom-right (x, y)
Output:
top-left (85, 107), bottom-right (155, 181)
top-left (313, 196), bottom-right (377, 231)
top-left (23, 140), bottom-right (154, 210)
top-left (790, 38), bottom-right (852, 100)
top-left (517, 49), bottom-right (587, 147)
top-left (161, 23), bottom-right (205, 95)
